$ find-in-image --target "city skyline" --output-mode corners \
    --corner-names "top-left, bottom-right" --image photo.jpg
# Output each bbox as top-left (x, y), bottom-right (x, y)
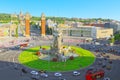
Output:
top-left (0, 0), bottom-right (120, 21)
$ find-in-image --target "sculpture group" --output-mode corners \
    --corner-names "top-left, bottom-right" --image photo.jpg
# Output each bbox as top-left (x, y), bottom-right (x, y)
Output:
top-left (39, 28), bottom-right (78, 62)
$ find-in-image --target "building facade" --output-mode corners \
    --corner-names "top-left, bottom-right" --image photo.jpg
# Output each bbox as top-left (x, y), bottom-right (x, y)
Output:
top-left (96, 28), bottom-right (113, 39)
top-left (0, 23), bottom-right (17, 37)
top-left (104, 22), bottom-right (120, 33)
top-left (60, 26), bottom-right (113, 39)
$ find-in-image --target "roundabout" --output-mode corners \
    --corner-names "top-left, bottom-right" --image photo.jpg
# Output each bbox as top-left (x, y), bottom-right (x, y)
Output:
top-left (18, 46), bottom-right (95, 71)
top-left (19, 28), bottom-right (95, 72)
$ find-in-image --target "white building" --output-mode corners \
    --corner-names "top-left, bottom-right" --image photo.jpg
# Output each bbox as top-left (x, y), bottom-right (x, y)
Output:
top-left (65, 21), bottom-right (83, 27)
top-left (72, 22), bottom-right (83, 27)
top-left (46, 19), bottom-right (57, 28)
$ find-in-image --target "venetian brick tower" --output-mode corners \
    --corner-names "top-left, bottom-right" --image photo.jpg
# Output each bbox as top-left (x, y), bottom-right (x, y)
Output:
top-left (41, 13), bottom-right (46, 37)
top-left (25, 12), bottom-right (30, 37)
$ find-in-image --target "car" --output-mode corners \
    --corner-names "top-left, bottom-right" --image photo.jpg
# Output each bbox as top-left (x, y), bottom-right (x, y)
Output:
top-left (21, 68), bottom-right (27, 73)
top-left (76, 44), bottom-right (79, 46)
top-left (31, 75), bottom-right (39, 80)
top-left (73, 71), bottom-right (80, 76)
top-left (103, 77), bottom-right (110, 80)
top-left (88, 67), bottom-right (94, 71)
top-left (30, 71), bottom-right (39, 75)
top-left (40, 73), bottom-right (48, 78)
top-left (54, 72), bottom-right (62, 77)
top-left (0, 49), bottom-right (6, 53)
top-left (58, 77), bottom-right (66, 80)
top-left (102, 63), bottom-right (106, 68)
top-left (109, 60), bottom-right (112, 64)
top-left (28, 43), bottom-right (33, 47)
top-left (106, 65), bottom-right (111, 70)
top-left (114, 41), bottom-right (120, 44)
top-left (0, 49), bottom-right (2, 53)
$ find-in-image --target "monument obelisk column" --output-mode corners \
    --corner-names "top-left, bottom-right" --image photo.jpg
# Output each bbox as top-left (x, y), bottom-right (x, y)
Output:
top-left (41, 13), bottom-right (46, 37)
top-left (25, 12), bottom-right (30, 37)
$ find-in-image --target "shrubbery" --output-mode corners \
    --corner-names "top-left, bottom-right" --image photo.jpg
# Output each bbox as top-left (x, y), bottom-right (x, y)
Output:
top-left (69, 56), bottom-right (74, 60)
top-left (52, 58), bottom-right (58, 62)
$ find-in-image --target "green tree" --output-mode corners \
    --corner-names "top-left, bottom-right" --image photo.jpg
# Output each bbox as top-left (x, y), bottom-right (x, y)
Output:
top-left (114, 33), bottom-right (120, 41)
top-left (15, 26), bottom-right (18, 37)
top-left (109, 35), bottom-right (115, 44)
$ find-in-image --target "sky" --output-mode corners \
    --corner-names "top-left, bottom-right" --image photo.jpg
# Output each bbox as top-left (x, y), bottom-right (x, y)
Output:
top-left (0, 0), bottom-right (120, 21)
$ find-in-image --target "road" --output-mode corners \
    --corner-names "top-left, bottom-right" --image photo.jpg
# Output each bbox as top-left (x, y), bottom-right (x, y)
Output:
top-left (0, 36), bottom-right (120, 80)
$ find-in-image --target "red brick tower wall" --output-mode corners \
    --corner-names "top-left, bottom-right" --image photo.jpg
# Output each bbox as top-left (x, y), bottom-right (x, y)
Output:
top-left (41, 19), bottom-right (46, 36)
top-left (25, 19), bottom-right (30, 36)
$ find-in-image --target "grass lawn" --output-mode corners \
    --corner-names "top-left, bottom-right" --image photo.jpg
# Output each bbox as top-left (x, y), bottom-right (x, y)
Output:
top-left (18, 46), bottom-right (95, 72)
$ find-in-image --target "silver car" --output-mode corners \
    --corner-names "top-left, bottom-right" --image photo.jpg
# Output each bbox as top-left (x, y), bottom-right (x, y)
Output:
top-left (54, 72), bottom-right (62, 77)
top-left (73, 71), bottom-right (80, 76)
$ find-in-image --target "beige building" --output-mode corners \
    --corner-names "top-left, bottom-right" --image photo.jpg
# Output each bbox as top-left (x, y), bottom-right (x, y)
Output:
top-left (0, 23), bottom-right (17, 37)
top-left (58, 26), bottom-right (113, 39)
top-left (58, 23), bottom-right (71, 28)
top-left (96, 28), bottom-right (113, 39)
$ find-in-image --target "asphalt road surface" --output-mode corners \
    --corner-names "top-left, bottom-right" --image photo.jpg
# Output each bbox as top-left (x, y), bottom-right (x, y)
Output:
top-left (0, 36), bottom-right (120, 80)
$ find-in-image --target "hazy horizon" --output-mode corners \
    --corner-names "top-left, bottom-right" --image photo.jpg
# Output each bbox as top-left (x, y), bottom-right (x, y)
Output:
top-left (0, 0), bottom-right (120, 21)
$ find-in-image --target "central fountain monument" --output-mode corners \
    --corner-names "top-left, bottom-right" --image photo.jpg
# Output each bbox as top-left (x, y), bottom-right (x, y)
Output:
top-left (39, 28), bottom-right (78, 62)
top-left (51, 28), bottom-right (63, 54)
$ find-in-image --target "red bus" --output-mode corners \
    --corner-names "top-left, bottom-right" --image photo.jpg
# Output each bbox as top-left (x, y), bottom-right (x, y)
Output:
top-left (86, 69), bottom-right (104, 80)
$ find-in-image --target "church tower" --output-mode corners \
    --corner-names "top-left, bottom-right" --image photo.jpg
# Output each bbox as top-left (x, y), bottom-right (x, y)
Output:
top-left (25, 12), bottom-right (30, 37)
top-left (41, 13), bottom-right (46, 37)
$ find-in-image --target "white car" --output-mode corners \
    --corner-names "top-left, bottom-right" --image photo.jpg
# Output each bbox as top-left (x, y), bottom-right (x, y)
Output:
top-left (54, 72), bottom-right (62, 77)
top-left (30, 71), bottom-right (39, 75)
top-left (73, 71), bottom-right (80, 76)
top-left (40, 73), bottom-right (48, 78)
top-left (103, 77), bottom-right (110, 80)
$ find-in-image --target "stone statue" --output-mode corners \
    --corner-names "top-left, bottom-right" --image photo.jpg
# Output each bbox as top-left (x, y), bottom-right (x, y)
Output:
top-left (52, 29), bottom-right (63, 53)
